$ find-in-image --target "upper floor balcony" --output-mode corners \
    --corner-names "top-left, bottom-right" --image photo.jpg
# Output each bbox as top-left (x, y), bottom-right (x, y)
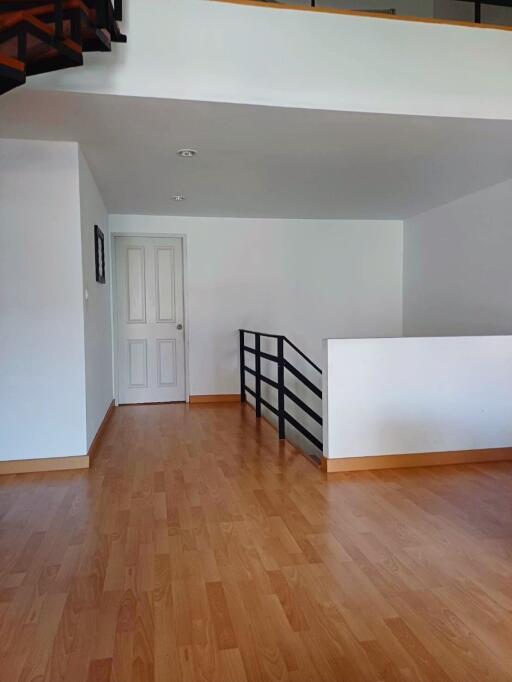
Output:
top-left (15, 0), bottom-right (512, 121)
top-left (246, 0), bottom-right (512, 28)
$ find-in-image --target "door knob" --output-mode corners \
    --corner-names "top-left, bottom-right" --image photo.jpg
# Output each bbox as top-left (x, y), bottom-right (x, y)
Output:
top-left (177, 324), bottom-right (183, 330)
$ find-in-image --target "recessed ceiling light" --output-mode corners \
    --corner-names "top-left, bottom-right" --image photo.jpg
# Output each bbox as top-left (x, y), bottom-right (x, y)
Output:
top-left (177, 148), bottom-right (197, 158)
top-left (172, 194), bottom-right (186, 201)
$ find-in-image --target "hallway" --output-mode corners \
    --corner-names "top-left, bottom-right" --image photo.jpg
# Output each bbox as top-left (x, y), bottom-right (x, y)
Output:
top-left (1, 403), bottom-right (512, 681)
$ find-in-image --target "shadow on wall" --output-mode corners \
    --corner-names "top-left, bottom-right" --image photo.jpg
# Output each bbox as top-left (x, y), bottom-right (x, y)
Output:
top-left (350, 415), bottom-right (510, 456)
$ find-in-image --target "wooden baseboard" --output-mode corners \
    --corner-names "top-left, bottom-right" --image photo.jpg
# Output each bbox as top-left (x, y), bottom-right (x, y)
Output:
top-left (322, 447), bottom-right (512, 473)
top-left (0, 400), bottom-right (115, 476)
top-left (88, 399), bottom-right (115, 465)
top-left (189, 394), bottom-right (241, 404)
top-left (0, 455), bottom-right (89, 475)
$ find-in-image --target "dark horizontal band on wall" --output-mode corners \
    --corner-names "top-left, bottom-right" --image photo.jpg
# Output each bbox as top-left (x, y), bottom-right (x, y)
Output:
top-left (214, 0), bottom-right (512, 33)
top-left (189, 394), bottom-right (241, 404)
top-left (322, 447), bottom-right (512, 473)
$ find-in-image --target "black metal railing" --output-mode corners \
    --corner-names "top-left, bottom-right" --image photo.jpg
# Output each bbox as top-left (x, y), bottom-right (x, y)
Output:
top-left (239, 329), bottom-right (323, 454)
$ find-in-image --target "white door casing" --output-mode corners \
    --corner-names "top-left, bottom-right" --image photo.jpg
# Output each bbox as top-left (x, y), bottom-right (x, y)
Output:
top-left (115, 236), bottom-right (185, 404)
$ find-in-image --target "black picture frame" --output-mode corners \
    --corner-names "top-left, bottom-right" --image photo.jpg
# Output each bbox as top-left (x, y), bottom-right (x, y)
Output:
top-left (94, 225), bottom-right (106, 284)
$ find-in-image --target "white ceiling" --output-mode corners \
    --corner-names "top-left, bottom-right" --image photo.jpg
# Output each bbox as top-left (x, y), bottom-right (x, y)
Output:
top-left (1, 88), bottom-right (512, 219)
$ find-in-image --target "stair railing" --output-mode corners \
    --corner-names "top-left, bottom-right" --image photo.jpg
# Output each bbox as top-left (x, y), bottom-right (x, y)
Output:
top-left (54, 0), bottom-right (63, 40)
top-left (239, 329), bottom-right (323, 453)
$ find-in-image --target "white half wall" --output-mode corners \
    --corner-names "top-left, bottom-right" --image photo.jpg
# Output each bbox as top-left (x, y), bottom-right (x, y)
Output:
top-left (0, 140), bottom-right (87, 460)
top-left (79, 151), bottom-right (113, 448)
top-left (324, 335), bottom-right (512, 458)
top-left (403, 178), bottom-right (512, 337)
top-left (28, 0), bottom-right (512, 120)
top-left (110, 215), bottom-right (404, 398)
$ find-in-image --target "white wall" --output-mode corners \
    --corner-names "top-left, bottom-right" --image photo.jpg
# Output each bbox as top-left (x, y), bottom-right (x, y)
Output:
top-left (403, 178), bottom-right (512, 337)
top-left (28, 0), bottom-right (512, 120)
top-left (110, 215), bottom-right (403, 400)
top-left (324, 335), bottom-right (512, 458)
top-left (0, 140), bottom-right (87, 460)
top-left (79, 151), bottom-right (113, 448)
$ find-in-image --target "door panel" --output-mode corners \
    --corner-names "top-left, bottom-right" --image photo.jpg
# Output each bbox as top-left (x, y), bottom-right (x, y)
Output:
top-left (116, 236), bottom-right (185, 404)
top-left (157, 338), bottom-right (177, 387)
top-left (155, 247), bottom-right (175, 322)
top-left (127, 247), bottom-right (146, 323)
top-left (128, 339), bottom-right (148, 388)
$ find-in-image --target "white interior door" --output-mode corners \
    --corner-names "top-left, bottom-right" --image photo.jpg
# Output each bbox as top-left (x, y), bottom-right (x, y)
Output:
top-left (115, 236), bottom-right (186, 404)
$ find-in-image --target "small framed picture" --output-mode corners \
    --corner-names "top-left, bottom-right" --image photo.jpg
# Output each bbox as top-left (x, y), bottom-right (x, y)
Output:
top-left (94, 225), bottom-right (106, 284)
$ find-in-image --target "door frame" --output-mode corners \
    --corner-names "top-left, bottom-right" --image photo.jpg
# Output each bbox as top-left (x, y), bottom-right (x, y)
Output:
top-left (110, 232), bottom-right (190, 405)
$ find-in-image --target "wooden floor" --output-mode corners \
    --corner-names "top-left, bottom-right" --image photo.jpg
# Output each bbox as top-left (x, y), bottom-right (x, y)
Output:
top-left (2, 404), bottom-right (512, 681)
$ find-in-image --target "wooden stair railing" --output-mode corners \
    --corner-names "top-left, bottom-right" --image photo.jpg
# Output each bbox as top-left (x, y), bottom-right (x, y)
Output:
top-left (0, 51), bottom-right (24, 93)
top-left (0, 0), bottom-right (125, 95)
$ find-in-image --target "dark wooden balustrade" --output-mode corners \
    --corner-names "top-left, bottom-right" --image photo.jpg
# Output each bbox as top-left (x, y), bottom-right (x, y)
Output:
top-left (0, 0), bottom-right (126, 95)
